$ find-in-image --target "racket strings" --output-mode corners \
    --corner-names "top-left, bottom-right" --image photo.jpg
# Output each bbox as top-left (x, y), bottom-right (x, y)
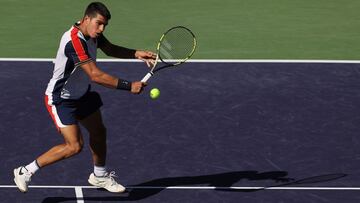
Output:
top-left (159, 27), bottom-right (196, 64)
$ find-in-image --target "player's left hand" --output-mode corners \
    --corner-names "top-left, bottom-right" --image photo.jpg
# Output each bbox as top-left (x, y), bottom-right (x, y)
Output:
top-left (135, 50), bottom-right (157, 68)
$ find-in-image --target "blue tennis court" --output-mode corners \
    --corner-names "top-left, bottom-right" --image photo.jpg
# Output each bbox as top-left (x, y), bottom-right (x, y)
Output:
top-left (1, 60), bottom-right (360, 202)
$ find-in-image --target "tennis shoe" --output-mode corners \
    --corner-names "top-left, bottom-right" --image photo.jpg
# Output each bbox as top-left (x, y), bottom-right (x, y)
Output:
top-left (13, 166), bottom-right (32, 193)
top-left (88, 171), bottom-right (126, 193)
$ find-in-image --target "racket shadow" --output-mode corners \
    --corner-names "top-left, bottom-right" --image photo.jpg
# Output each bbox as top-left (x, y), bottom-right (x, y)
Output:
top-left (231, 173), bottom-right (348, 192)
top-left (273, 173), bottom-right (347, 187)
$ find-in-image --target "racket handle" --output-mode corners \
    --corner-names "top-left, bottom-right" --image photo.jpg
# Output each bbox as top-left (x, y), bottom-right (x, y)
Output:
top-left (141, 72), bottom-right (153, 83)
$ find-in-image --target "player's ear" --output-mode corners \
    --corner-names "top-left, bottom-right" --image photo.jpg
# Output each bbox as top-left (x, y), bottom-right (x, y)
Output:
top-left (82, 15), bottom-right (91, 24)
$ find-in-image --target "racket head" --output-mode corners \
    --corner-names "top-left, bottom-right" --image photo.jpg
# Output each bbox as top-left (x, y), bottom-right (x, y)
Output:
top-left (292, 173), bottom-right (347, 185)
top-left (156, 26), bottom-right (196, 66)
top-left (272, 173), bottom-right (347, 188)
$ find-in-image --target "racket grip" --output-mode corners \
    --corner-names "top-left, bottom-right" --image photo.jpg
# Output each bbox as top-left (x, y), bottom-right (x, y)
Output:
top-left (141, 72), bottom-right (153, 83)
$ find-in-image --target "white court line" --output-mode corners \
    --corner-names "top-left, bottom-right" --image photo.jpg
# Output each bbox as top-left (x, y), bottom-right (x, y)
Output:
top-left (127, 186), bottom-right (360, 190)
top-left (74, 186), bottom-right (84, 203)
top-left (2, 185), bottom-right (360, 191)
top-left (1, 58), bottom-right (360, 64)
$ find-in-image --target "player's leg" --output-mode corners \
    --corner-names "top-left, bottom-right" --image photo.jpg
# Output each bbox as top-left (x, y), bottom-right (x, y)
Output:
top-left (79, 109), bottom-right (125, 193)
top-left (14, 125), bottom-right (84, 192)
top-left (79, 110), bottom-right (106, 168)
top-left (75, 91), bottom-right (106, 168)
top-left (36, 125), bottom-right (84, 167)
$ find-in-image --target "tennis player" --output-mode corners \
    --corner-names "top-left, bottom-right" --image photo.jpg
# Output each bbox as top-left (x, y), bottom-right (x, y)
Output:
top-left (13, 2), bottom-right (156, 193)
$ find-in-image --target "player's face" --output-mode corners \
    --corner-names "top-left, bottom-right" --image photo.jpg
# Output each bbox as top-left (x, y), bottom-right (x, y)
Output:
top-left (85, 14), bottom-right (108, 38)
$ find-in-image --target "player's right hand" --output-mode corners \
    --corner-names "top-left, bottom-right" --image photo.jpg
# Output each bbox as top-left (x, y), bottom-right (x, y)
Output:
top-left (131, 81), bottom-right (146, 94)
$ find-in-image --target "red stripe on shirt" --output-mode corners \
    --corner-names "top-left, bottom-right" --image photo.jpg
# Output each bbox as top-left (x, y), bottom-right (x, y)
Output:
top-left (71, 27), bottom-right (89, 62)
top-left (44, 95), bottom-right (61, 132)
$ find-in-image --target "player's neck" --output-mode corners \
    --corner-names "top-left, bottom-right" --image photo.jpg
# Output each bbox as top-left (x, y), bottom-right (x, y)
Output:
top-left (77, 23), bottom-right (89, 37)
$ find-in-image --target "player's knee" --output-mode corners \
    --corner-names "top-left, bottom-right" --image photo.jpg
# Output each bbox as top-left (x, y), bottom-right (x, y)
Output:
top-left (67, 142), bottom-right (83, 156)
top-left (71, 143), bottom-right (83, 155)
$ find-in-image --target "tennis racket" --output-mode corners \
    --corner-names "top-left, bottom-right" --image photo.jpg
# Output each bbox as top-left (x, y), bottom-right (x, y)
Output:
top-left (141, 26), bottom-right (197, 83)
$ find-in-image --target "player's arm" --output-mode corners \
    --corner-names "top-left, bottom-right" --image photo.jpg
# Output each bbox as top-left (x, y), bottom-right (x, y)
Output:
top-left (80, 61), bottom-right (144, 94)
top-left (97, 34), bottom-right (136, 58)
top-left (98, 34), bottom-right (156, 67)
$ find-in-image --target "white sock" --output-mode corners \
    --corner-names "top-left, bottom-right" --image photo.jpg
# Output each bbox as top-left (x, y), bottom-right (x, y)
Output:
top-left (25, 160), bottom-right (40, 174)
top-left (94, 165), bottom-right (107, 177)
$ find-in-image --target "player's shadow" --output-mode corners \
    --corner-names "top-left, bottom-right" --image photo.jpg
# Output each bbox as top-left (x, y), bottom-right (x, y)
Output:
top-left (41, 170), bottom-right (293, 202)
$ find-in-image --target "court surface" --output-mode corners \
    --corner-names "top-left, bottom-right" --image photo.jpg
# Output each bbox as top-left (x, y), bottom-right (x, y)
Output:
top-left (1, 60), bottom-right (360, 202)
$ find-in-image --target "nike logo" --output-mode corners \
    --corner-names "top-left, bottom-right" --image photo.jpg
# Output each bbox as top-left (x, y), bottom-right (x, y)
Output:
top-left (19, 167), bottom-right (28, 175)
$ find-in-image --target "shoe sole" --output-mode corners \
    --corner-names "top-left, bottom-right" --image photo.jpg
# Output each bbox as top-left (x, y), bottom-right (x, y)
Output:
top-left (13, 169), bottom-right (27, 193)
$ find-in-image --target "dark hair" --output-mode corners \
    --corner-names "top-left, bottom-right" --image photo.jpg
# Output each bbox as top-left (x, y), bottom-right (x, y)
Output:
top-left (84, 2), bottom-right (111, 20)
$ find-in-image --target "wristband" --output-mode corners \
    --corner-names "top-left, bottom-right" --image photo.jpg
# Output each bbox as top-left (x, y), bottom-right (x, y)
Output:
top-left (116, 79), bottom-right (132, 91)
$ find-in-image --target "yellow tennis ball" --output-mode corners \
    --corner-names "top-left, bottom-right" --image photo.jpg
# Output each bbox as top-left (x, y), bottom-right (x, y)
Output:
top-left (150, 88), bottom-right (160, 99)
